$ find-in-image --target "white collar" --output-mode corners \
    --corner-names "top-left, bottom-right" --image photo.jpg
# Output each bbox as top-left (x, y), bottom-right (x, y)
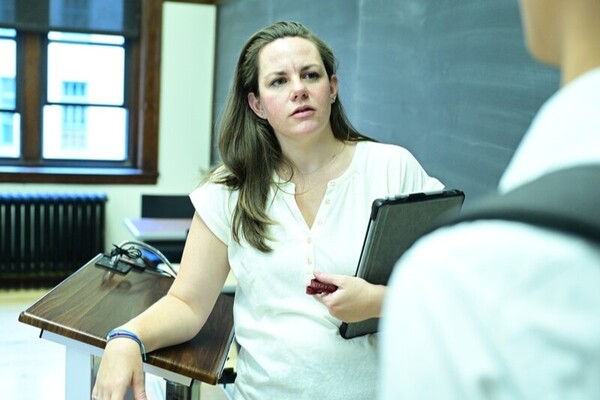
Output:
top-left (499, 67), bottom-right (600, 193)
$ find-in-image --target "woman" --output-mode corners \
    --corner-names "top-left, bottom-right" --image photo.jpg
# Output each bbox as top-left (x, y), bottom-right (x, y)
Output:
top-left (93, 21), bottom-right (443, 400)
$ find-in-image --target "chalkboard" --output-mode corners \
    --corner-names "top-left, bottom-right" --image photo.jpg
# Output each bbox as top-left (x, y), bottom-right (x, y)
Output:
top-left (213, 0), bottom-right (559, 203)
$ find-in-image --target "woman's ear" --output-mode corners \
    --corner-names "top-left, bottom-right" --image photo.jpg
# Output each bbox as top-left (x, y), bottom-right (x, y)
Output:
top-left (329, 74), bottom-right (338, 103)
top-left (248, 92), bottom-right (266, 119)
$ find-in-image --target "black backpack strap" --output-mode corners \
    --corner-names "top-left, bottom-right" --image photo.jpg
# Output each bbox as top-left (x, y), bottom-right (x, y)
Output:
top-left (438, 164), bottom-right (600, 244)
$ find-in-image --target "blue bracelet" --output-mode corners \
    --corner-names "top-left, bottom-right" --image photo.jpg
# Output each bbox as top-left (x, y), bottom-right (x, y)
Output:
top-left (106, 328), bottom-right (147, 361)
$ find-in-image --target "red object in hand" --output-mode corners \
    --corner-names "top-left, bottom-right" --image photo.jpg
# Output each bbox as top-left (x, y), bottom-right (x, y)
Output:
top-left (306, 278), bottom-right (338, 295)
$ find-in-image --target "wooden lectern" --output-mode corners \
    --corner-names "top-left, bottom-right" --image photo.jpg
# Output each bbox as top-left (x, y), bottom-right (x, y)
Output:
top-left (19, 254), bottom-right (235, 399)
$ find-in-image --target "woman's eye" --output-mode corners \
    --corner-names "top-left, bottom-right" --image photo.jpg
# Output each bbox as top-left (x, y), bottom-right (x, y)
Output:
top-left (304, 71), bottom-right (320, 80)
top-left (271, 78), bottom-right (286, 87)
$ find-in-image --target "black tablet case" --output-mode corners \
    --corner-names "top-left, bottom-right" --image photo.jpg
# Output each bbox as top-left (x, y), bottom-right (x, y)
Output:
top-left (339, 189), bottom-right (465, 339)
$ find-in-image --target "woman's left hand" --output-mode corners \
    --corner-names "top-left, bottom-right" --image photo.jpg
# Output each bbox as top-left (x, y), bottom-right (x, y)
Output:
top-left (310, 271), bottom-right (386, 323)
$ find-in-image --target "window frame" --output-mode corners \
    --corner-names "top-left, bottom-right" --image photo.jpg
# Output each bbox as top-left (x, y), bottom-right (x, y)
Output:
top-left (0, 0), bottom-right (220, 184)
top-left (0, 0), bottom-right (203, 184)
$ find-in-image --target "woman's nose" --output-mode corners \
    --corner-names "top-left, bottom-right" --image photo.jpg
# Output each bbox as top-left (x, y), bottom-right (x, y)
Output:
top-left (290, 80), bottom-right (308, 101)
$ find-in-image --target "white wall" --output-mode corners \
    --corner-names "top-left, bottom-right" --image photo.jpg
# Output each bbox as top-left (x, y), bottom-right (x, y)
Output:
top-left (0, 2), bottom-right (216, 249)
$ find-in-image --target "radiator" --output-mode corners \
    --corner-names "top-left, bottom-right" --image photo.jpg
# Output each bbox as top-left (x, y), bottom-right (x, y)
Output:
top-left (0, 193), bottom-right (107, 288)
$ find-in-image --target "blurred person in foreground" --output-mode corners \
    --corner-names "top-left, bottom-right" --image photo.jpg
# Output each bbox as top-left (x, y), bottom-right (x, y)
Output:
top-left (378, 0), bottom-right (600, 398)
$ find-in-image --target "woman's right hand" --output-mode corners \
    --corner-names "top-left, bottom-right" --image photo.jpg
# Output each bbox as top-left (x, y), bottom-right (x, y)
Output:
top-left (92, 338), bottom-right (147, 400)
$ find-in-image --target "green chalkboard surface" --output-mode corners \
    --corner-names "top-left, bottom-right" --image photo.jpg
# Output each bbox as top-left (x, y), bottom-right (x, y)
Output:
top-left (213, 0), bottom-right (559, 203)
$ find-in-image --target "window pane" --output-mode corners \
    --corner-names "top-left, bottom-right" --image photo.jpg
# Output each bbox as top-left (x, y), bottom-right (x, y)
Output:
top-left (0, 112), bottom-right (20, 158)
top-left (48, 31), bottom-right (124, 45)
top-left (0, 37), bottom-right (16, 109)
top-left (0, 28), bottom-right (16, 38)
top-left (0, 0), bottom-right (140, 38)
top-left (47, 40), bottom-right (125, 105)
top-left (42, 105), bottom-right (127, 160)
top-left (0, 33), bottom-right (17, 158)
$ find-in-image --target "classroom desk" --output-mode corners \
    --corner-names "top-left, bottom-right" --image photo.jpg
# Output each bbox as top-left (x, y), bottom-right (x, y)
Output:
top-left (124, 217), bottom-right (192, 242)
top-left (124, 217), bottom-right (192, 263)
top-left (18, 254), bottom-right (234, 400)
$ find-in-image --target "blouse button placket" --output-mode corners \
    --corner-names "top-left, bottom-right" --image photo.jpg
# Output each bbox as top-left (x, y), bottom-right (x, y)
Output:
top-left (304, 234), bottom-right (315, 279)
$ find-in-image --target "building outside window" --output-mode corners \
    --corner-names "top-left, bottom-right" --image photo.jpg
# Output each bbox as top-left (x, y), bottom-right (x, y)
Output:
top-left (60, 81), bottom-right (88, 151)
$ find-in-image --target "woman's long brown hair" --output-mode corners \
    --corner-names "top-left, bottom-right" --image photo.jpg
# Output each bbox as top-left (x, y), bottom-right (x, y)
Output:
top-left (210, 21), bottom-right (370, 252)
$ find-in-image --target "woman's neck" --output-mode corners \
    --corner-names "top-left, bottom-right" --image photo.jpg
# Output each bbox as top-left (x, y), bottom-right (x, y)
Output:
top-left (280, 137), bottom-right (346, 179)
top-left (559, 0), bottom-right (600, 86)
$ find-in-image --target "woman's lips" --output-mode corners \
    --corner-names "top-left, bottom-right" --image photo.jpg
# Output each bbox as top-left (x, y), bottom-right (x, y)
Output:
top-left (291, 105), bottom-right (315, 118)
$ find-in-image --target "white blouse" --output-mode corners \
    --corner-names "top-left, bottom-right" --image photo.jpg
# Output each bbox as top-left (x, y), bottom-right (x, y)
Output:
top-left (191, 140), bottom-right (443, 400)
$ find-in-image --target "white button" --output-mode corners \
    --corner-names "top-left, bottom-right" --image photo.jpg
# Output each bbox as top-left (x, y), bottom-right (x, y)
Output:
top-left (307, 257), bottom-right (313, 265)
top-left (324, 198), bottom-right (331, 205)
top-left (306, 237), bottom-right (312, 244)
top-left (330, 181), bottom-right (336, 187)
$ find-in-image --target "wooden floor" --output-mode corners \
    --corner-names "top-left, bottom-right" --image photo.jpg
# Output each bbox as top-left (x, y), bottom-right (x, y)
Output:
top-left (0, 289), bottom-right (229, 400)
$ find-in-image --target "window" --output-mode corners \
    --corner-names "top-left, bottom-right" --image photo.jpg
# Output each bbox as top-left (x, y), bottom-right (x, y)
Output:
top-left (0, 0), bottom-right (162, 184)
top-left (0, 28), bottom-right (18, 158)
top-left (44, 33), bottom-right (127, 161)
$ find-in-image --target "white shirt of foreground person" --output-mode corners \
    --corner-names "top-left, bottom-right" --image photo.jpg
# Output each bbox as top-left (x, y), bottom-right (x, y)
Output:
top-left (378, 68), bottom-right (600, 400)
top-left (192, 141), bottom-right (443, 400)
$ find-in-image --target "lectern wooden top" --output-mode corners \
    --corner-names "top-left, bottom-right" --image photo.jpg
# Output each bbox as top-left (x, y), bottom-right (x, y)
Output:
top-left (18, 254), bottom-right (234, 385)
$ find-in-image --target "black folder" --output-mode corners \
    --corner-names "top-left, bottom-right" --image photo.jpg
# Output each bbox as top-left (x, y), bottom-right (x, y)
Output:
top-left (339, 189), bottom-right (465, 339)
